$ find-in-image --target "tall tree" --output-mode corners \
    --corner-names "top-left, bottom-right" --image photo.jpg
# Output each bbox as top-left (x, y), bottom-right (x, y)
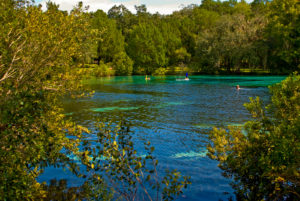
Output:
top-left (107, 4), bottom-right (135, 36)
top-left (127, 22), bottom-right (167, 74)
top-left (195, 12), bottom-right (267, 73)
top-left (158, 21), bottom-right (182, 66)
top-left (265, 0), bottom-right (300, 73)
top-left (91, 9), bottom-right (133, 75)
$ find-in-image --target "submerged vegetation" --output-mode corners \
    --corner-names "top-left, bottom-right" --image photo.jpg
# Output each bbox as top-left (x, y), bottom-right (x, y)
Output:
top-left (0, 0), bottom-right (299, 200)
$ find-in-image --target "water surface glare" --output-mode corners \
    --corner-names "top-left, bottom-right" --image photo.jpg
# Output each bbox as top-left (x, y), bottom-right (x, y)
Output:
top-left (41, 75), bottom-right (286, 200)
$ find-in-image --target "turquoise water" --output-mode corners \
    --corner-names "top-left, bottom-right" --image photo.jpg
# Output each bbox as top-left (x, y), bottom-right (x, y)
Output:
top-left (39, 75), bottom-right (285, 200)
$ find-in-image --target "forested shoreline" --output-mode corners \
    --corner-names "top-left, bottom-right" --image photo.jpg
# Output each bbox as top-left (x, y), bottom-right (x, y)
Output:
top-left (82, 0), bottom-right (299, 75)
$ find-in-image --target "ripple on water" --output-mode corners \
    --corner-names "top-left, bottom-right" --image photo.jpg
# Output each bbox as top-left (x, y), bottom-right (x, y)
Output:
top-left (47, 75), bottom-right (286, 201)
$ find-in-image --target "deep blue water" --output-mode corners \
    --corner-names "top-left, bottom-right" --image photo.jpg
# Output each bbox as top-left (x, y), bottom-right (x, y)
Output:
top-left (39, 75), bottom-right (285, 200)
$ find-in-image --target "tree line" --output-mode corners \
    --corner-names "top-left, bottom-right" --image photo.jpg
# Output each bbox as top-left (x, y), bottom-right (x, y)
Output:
top-left (82, 0), bottom-right (299, 75)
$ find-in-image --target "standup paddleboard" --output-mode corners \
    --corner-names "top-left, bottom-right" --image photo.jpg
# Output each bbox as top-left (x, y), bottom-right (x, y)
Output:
top-left (176, 78), bottom-right (189, 81)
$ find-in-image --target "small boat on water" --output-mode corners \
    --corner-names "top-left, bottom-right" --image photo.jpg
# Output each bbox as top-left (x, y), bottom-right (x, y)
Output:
top-left (176, 78), bottom-right (189, 81)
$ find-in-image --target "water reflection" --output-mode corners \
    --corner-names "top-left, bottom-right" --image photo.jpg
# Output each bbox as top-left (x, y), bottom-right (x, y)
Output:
top-left (44, 179), bottom-right (87, 201)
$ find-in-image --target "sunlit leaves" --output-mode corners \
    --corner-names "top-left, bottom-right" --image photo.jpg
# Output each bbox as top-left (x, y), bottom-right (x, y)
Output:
top-left (81, 121), bottom-right (190, 201)
top-left (265, 0), bottom-right (300, 73)
top-left (208, 74), bottom-right (300, 200)
top-left (0, 0), bottom-right (93, 199)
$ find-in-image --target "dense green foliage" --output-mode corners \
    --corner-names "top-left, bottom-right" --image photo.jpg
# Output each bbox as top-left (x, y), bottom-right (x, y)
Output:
top-left (127, 22), bottom-right (167, 74)
top-left (208, 74), bottom-right (300, 200)
top-left (83, 0), bottom-right (298, 75)
top-left (0, 1), bottom-right (91, 199)
top-left (90, 10), bottom-right (133, 75)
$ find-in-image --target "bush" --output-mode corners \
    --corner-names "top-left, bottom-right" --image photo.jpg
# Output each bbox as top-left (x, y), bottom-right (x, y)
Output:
top-left (94, 62), bottom-right (115, 77)
top-left (81, 63), bottom-right (115, 77)
top-left (207, 74), bottom-right (300, 200)
top-left (153, 67), bottom-right (167, 76)
top-left (112, 52), bottom-right (133, 75)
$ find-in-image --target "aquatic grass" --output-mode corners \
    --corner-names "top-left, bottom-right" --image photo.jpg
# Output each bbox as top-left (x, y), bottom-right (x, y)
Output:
top-left (153, 101), bottom-right (188, 109)
top-left (91, 106), bottom-right (139, 112)
top-left (171, 150), bottom-right (208, 159)
top-left (194, 124), bottom-right (215, 129)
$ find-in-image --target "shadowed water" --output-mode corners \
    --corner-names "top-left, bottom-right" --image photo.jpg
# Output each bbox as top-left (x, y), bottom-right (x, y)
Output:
top-left (39, 75), bottom-right (285, 200)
